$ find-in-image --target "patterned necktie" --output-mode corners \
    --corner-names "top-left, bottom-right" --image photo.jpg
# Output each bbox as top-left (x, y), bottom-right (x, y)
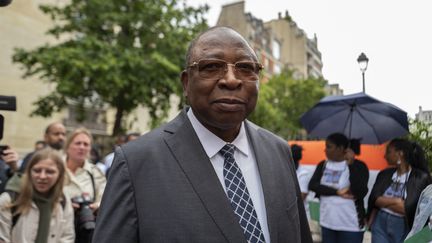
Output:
top-left (219, 144), bottom-right (265, 243)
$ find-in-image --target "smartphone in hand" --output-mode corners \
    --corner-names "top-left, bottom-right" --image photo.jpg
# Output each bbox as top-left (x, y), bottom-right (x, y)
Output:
top-left (0, 145), bottom-right (8, 155)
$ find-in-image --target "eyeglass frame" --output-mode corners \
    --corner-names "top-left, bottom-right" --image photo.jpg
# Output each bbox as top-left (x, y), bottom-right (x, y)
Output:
top-left (186, 58), bottom-right (264, 82)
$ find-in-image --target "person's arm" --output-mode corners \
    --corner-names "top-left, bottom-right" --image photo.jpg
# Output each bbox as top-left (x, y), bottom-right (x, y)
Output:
top-left (366, 170), bottom-right (389, 227)
top-left (375, 196), bottom-right (404, 211)
top-left (0, 193), bottom-right (13, 243)
top-left (1, 148), bottom-right (19, 176)
top-left (92, 147), bottom-right (138, 243)
top-left (368, 170), bottom-right (390, 209)
top-left (384, 198), bottom-right (405, 214)
top-left (308, 162), bottom-right (338, 196)
top-left (301, 192), bottom-right (308, 201)
top-left (337, 187), bottom-right (354, 199)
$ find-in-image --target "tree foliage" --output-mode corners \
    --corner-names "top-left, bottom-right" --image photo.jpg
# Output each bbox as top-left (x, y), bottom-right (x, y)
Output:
top-left (249, 70), bottom-right (326, 139)
top-left (13, 0), bottom-right (208, 135)
top-left (408, 119), bottom-right (432, 171)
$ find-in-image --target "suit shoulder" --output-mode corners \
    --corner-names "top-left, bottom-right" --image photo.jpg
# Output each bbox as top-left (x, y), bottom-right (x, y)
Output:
top-left (246, 120), bottom-right (288, 147)
top-left (121, 126), bottom-right (166, 152)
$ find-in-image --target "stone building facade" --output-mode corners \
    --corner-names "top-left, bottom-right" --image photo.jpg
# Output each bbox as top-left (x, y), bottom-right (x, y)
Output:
top-left (216, 1), bottom-right (342, 96)
top-left (216, 1), bottom-right (323, 80)
top-left (0, 0), bottom-right (155, 155)
top-left (416, 106), bottom-right (432, 123)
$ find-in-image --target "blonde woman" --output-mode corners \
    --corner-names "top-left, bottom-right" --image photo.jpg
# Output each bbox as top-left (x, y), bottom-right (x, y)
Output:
top-left (0, 148), bottom-right (75, 243)
top-left (63, 127), bottom-right (106, 243)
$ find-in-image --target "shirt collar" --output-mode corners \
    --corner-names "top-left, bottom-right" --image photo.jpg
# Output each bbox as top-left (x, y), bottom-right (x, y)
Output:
top-left (187, 108), bottom-right (250, 158)
top-left (392, 169), bottom-right (412, 182)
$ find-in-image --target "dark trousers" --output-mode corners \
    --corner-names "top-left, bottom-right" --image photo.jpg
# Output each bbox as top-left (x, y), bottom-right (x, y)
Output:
top-left (75, 229), bottom-right (93, 243)
top-left (321, 226), bottom-right (364, 243)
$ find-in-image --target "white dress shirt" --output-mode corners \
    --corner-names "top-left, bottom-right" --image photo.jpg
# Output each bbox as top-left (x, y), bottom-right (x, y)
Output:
top-left (187, 109), bottom-right (270, 243)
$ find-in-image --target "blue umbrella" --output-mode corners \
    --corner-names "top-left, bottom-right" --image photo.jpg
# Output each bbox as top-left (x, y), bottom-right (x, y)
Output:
top-left (300, 92), bottom-right (409, 144)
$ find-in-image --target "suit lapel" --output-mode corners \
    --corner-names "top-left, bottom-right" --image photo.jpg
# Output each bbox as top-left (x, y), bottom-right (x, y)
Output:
top-left (163, 111), bottom-right (246, 243)
top-left (245, 121), bottom-right (279, 242)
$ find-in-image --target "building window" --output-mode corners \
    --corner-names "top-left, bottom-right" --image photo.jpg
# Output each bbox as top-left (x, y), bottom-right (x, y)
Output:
top-left (272, 39), bottom-right (281, 60)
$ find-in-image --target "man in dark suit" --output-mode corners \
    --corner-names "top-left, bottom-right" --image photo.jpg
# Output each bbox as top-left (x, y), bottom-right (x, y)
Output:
top-left (92, 26), bottom-right (312, 243)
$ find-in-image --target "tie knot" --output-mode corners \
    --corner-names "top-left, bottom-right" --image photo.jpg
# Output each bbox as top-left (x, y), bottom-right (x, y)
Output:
top-left (219, 144), bottom-right (236, 159)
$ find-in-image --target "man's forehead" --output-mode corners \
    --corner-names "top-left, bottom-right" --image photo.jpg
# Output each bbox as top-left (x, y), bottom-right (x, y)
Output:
top-left (198, 29), bottom-right (249, 48)
top-left (193, 30), bottom-right (256, 59)
top-left (47, 124), bottom-right (65, 133)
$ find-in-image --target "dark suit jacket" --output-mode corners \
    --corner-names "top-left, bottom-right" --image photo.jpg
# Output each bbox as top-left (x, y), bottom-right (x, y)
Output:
top-left (92, 110), bottom-right (312, 243)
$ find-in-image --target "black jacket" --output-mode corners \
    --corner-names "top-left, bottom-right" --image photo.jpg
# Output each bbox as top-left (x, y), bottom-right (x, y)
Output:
top-left (367, 167), bottom-right (432, 228)
top-left (308, 159), bottom-right (369, 228)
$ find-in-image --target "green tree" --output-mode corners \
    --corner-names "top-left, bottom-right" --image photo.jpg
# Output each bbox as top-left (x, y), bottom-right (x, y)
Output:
top-left (408, 119), bottom-right (432, 171)
top-left (13, 0), bottom-right (208, 135)
top-left (249, 70), bottom-right (326, 139)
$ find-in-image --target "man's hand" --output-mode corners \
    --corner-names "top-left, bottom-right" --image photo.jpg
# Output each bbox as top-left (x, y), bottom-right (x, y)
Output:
top-left (1, 147), bottom-right (19, 172)
top-left (89, 202), bottom-right (100, 213)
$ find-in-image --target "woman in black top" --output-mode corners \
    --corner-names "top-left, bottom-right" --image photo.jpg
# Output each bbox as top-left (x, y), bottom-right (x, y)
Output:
top-left (367, 138), bottom-right (431, 243)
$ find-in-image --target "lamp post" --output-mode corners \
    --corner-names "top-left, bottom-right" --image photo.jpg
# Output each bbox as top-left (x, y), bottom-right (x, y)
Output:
top-left (357, 52), bottom-right (369, 93)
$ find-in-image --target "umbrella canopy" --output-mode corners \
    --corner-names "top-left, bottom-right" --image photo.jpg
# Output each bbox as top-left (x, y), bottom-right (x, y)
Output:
top-left (300, 92), bottom-right (409, 144)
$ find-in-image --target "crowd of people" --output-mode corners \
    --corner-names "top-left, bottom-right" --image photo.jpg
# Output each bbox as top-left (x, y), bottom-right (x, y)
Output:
top-left (0, 26), bottom-right (431, 243)
top-left (292, 133), bottom-right (432, 243)
top-left (0, 122), bottom-right (139, 243)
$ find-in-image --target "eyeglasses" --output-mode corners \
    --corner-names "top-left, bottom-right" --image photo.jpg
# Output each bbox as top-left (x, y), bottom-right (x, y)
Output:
top-left (188, 59), bottom-right (263, 81)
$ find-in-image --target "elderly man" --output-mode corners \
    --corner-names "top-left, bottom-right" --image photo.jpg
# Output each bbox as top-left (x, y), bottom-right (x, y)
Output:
top-left (93, 26), bottom-right (311, 243)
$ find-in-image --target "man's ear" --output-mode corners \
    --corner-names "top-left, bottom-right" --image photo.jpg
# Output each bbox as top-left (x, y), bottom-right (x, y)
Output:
top-left (180, 70), bottom-right (189, 98)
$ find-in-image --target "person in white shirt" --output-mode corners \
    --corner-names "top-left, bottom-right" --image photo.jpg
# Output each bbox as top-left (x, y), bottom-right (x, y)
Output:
top-left (309, 133), bottom-right (369, 243)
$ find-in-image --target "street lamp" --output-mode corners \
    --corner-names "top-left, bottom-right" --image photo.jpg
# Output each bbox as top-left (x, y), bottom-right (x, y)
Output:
top-left (357, 52), bottom-right (369, 93)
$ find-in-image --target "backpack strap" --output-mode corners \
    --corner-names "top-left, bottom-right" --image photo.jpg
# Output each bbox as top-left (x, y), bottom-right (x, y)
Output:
top-left (86, 170), bottom-right (96, 202)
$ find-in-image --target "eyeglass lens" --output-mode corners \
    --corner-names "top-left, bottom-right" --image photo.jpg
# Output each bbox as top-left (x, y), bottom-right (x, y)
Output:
top-left (196, 59), bottom-right (261, 81)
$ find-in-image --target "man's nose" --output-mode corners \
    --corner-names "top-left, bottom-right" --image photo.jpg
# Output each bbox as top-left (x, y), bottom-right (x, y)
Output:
top-left (220, 64), bottom-right (241, 88)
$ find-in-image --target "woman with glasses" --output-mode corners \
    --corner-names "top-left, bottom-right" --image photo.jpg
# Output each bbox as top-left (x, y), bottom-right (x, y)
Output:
top-left (367, 138), bottom-right (431, 243)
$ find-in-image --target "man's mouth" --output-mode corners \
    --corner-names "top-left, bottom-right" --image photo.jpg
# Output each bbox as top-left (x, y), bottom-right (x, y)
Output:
top-left (213, 98), bottom-right (245, 111)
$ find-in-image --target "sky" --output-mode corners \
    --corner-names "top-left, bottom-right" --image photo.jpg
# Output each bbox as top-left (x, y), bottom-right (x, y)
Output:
top-left (185, 0), bottom-right (431, 118)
